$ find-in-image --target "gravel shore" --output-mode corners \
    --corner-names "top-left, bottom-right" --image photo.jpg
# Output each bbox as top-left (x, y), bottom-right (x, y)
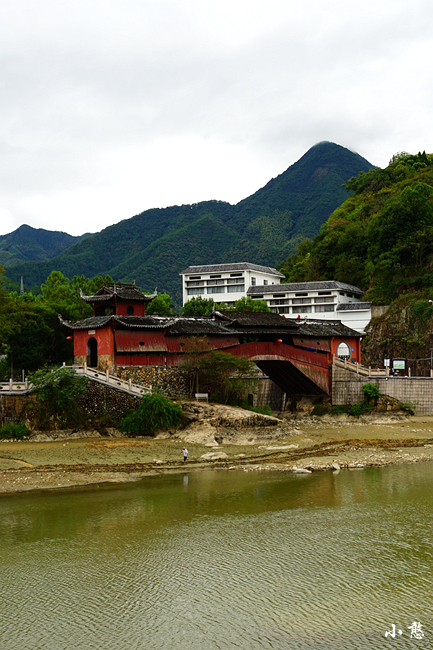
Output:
top-left (1, 405), bottom-right (433, 494)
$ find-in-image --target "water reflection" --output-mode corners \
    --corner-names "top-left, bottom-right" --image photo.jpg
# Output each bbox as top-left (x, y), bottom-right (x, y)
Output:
top-left (0, 465), bottom-right (433, 649)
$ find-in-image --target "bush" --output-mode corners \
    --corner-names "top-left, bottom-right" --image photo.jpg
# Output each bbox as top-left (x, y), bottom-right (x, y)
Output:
top-left (28, 366), bottom-right (88, 428)
top-left (120, 392), bottom-right (182, 436)
top-left (398, 401), bottom-right (416, 415)
top-left (182, 338), bottom-right (258, 404)
top-left (241, 403), bottom-right (273, 416)
top-left (362, 383), bottom-right (379, 401)
top-left (0, 422), bottom-right (29, 439)
top-left (331, 401), bottom-right (372, 417)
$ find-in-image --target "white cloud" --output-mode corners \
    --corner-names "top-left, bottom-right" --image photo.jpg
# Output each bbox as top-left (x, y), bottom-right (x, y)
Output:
top-left (1, 0), bottom-right (433, 235)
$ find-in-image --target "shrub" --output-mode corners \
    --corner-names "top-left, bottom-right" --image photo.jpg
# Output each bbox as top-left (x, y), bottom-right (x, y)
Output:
top-left (331, 401), bottom-right (372, 417)
top-left (182, 338), bottom-right (258, 404)
top-left (120, 392), bottom-right (182, 436)
top-left (241, 403), bottom-right (273, 416)
top-left (362, 383), bottom-right (379, 401)
top-left (398, 401), bottom-right (416, 415)
top-left (28, 366), bottom-right (88, 428)
top-left (0, 422), bottom-right (29, 440)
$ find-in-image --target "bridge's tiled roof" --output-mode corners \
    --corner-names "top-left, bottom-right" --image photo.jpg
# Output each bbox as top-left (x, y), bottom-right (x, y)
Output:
top-left (59, 315), bottom-right (113, 330)
top-left (294, 320), bottom-right (362, 337)
top-left (61, 314), bottom-right (234, 336)
top-left (213, 311), bottom-right (299, 328)
top-left (61, 313), bottom-right (361, 338)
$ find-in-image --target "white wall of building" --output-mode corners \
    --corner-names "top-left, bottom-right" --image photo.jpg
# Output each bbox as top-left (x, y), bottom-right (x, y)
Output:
top-left (180, 264), bottom-right (283, 307)
top-left (248, 282), bottom-right (371, 333)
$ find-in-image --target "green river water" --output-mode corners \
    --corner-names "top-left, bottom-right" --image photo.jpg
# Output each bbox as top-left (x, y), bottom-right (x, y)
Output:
top-left (0, 464), bottom-right (432, 649)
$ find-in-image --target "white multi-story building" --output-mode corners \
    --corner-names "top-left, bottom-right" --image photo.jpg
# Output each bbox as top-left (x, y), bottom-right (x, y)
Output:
top-left (180, 263), bottom-right (284, 307)
top-left (248, 281), bottom-right (372, 333)
top-left (180, 263), bottom-right (371, 333)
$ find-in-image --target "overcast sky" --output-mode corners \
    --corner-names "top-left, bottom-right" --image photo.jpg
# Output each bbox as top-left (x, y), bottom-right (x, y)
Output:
top-left (0, 0), bottom-right (432, 237)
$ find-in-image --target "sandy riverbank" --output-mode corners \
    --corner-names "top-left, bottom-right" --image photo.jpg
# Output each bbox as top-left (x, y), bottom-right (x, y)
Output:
top-left (2, 401), bottom-right (433, 494)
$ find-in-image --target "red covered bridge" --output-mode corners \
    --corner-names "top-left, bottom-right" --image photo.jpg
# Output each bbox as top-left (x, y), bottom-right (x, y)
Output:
top-left (61, 284), bottom-right (362, 396)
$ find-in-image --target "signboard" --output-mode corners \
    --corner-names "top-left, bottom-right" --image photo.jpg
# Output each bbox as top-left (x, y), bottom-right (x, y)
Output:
top-left (384, 358), bottom-right (390, 367)
top-left (393, 359), bottom-right (405, 370)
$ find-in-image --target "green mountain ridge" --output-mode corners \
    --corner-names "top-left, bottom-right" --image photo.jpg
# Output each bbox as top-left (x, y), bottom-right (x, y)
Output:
top-left (4, 142), bottom-right (374, 304)
top-left (0, 224), bottom-right (91, 268)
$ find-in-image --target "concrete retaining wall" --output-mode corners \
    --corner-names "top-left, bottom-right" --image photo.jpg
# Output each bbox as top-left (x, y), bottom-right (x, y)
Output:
top-left (332, 364), bottom-right (433, 414)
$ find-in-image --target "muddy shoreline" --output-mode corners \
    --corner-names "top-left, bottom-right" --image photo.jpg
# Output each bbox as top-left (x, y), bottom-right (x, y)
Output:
top-left (2, 404), bottom-right (433, 494)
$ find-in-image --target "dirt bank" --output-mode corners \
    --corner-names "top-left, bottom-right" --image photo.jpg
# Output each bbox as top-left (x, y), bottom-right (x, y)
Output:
top-left (1, 402), bottom-right (433, 494)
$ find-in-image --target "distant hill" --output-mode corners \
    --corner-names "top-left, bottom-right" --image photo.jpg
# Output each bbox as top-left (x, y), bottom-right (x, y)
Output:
top-left (4, 142), bottom-right (374, 303)
top-left (0, 224), bottom-right (91, 268)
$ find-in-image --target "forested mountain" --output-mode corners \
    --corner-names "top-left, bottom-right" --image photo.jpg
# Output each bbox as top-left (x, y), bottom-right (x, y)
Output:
top-left (278, 150), bottom-right (433, 368)
top-left (0, 224), bottom-right (91, 268)
top-left (279, 151), bottom-right (433, 304)
top-left (4, 142), bottom-right (373, 303)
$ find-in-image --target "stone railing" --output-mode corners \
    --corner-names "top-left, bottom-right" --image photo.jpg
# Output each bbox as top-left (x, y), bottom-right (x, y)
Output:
top-left (0, 363), bottom-right (152, 397)
top-left (332, 357), bottom-right (388, 377)
top-left (70, 363), bottom-right (152, 396)
top-left (0, 379), bottom-right (30, 394)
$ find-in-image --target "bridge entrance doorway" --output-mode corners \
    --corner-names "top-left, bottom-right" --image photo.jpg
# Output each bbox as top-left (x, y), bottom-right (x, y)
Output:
top-left (87, 337), bottom-right (98, 368)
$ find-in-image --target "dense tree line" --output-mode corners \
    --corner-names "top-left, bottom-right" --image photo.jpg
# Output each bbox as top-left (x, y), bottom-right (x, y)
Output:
top-left (0, 268), bottom-right (111, 378)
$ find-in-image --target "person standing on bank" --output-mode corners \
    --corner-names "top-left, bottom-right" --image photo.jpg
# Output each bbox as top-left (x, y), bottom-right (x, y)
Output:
top-left (182, 447), bottom-right (188, 463)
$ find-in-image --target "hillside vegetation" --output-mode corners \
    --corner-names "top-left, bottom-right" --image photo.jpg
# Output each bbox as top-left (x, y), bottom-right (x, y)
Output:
top-left (4, 142), bottom-right (373, 303)
top-left (280, 151), bottom-right (433, 302)
top-left (279, 151), bottom-right (433, 367)
top-left (0, 225), bottom-right (91, 268)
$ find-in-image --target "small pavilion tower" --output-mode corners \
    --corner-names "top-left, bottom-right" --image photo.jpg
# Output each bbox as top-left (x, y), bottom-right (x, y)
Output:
top-left (80, 282), bottom-right (157, 317)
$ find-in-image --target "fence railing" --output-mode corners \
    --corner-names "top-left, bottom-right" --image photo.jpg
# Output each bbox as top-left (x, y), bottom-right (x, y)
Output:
top-left (332, 357), bottom-right (387, 377)
top-left (332, 356), bottom-right (433, 378)
top-left (0, 379), bottom-right (30, 394)
top-left (0, 363), bottom-right (152, 397)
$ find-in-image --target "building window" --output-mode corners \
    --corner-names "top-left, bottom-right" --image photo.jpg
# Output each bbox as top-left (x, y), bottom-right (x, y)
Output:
top-left (273, 294), bottom-right (285, 298)
top-left (314, 296), bottom-right (334, 303)
top-left (264, 280), bottom-right (268, 285)
top-left (295, 292), bottom-right (308, 297)
top-left (337, 341), bottom-right (351, 360)
top-left (270, 299), bottom-right (288, 305)
top-left (318, 291), bottom-right (331, 296)
top-left (188, 276), bottom-right (201, 280)
top-left (186, 280), bottom-right (205, 287)
top-left (251, 277), bottom-right (256, 286)
top-left (187, 287), bottom-right (205, 295)
top-left (126, 305), bottom-right (134, 315)
top-left (207, 286), bottom-right (225, 294)
top-left (230, 273), bottom-right (243, 277)
top-left (292, 298), bottom-right (311, 305)
top-left (227, 285), bottom-right (245, 293)
top-left (315, 304), bottom-right (335, 312)
top-left (292, 306), bottom-right (312, 314)
top-left (278, 307), bottom-right (290, 314)
top-left (209, 274), bottom-right (221, 279)
top-left (252, 295), bottom-right (264, 299)
top-left (206, 279), bottom-right (224, 285)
